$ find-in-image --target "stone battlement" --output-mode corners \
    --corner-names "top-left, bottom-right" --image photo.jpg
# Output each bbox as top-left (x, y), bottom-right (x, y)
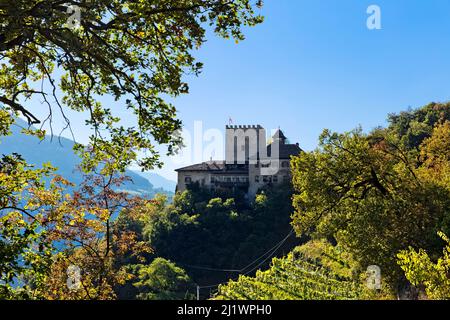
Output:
top-left (225, 124), bottom-right (262, 129)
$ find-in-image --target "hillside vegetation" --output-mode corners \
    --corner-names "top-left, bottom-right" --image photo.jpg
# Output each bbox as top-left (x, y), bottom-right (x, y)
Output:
top-left (216, 102), bottom-right (450, 299)
top-left (1, 103), bottom-right (449, 300)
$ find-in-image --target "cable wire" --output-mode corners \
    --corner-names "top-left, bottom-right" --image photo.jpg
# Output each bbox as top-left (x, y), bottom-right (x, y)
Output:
top-left (180, 264), bottom-right (241, 273)
top-left (197, 229), bottom-right (295, 289)
top-left (184, 229), bottom-right (294, 275)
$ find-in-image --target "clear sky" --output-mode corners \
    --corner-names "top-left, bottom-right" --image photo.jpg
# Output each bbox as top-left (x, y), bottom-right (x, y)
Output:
top-left (154, 0), bottom-right (450, 179)
top-left (28, 0), bottom-right (450, 180)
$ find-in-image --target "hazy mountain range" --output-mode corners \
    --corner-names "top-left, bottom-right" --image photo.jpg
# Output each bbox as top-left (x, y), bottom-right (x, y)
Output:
top-left (130, 171), bottom-right (177, 193)
top-left (1, 119), bottom-right (176, 198)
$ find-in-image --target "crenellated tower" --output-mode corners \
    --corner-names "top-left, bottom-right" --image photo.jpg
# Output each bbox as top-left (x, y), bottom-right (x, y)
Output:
top-left (225, 124), bottom-right (265, 165)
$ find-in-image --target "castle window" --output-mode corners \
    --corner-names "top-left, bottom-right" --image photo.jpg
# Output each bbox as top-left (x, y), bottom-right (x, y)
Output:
top-left (185, 177), bottom-right (192, 183)
top-left (273, 175), bottom-right (278, 183)
top-left (211, 176), bottom-right (216, 183)
top-left (283, 175), bottom-right (289, 182)
top-left (263, 176), bottom-right (270, 183)
top-left (255, 175), bottom-right (260, 182)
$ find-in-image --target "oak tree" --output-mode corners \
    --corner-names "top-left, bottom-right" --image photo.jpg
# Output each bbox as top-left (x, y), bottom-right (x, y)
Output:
top-left (0, 0), bottom-right (264, 172)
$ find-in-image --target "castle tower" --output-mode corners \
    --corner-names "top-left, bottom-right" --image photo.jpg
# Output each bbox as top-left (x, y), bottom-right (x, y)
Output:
top-left (175, 125), bottom-right (301, 200)
top-left (272, 129), bottom-right (287, 145)
top-left (225, 125), bottom-right (265, 165)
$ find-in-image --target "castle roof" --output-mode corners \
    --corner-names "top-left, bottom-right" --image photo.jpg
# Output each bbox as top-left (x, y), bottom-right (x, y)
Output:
top-left (175, 161), bottom-right (227, 172)
top-left (175, 161), bottom-right (248, 173)
top-left (266, 143), bottom-right (302, 159)
top-left (272, 129), bottom-right (287, 140)
top-left (175, 126), bottom-right (303, 172)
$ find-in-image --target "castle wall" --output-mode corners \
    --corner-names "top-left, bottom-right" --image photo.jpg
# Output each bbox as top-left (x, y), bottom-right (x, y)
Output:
top-left (177, 171), bottom-right (250, 193)
top-left (225, 125), bottom-right (265, 165)
top-left (176, 125), bottom-right (300, 200)
top-left (176, 171), bottom-right (212, 193)
top-left (248, 159), bottom-right (292, 198)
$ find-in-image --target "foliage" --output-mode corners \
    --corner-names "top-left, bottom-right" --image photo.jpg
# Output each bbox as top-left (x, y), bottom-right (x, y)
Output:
top-left (295, 239), bottom-right (357, 279)
top-left (215, 241), bottom-right (362, 300)
top-left (0, 0), bottom-right (263, 173)
top-left (387, 102), bottom-right (450, 150)
top-left (40, 171), bottom-right (153, 299)
top-left (0, 153), bottom-right (57, 299)
top-left (0, 161), bottom-right (152, 299)
top-left (290, 104), bottom-right (450, 290)
top-left (0, 0), bottom-right (267, 300)
top-left (417, 121), bottom-right (450, 191)
top-left (131, 258), bottom-right (195, 300)
top-left (136, 183), bottom-right (299, 291)
top-left (398, 232), bottom-right (450, 300)
top-left (1, 117), bottom-right (154, 299)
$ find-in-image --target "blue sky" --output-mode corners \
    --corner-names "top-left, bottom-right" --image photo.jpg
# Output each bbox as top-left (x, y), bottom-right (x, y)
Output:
top-left (153, 0), bottom-right (450, 179)
top-left (26, 0), bottom-right (450, 180)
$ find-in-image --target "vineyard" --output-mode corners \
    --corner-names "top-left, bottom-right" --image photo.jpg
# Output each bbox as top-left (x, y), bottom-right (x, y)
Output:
top-left (215, 247), bottom-right (362, 300)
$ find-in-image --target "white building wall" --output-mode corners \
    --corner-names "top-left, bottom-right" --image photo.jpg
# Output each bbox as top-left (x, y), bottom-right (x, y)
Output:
top-left (176, 171), bottom-right (212, 193)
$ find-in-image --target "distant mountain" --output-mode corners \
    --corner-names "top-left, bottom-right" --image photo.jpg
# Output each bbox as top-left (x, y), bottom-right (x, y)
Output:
top-left (0, 119), bottom-right (173, 198)
top-left (132, 171), bottom-right (177, 193)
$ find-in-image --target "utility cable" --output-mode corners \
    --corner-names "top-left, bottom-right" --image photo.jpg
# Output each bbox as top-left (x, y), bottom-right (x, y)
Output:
top-left (183, 229), bottom-right (294, 275)
top-left (197, 229), bottom-right (295, 289)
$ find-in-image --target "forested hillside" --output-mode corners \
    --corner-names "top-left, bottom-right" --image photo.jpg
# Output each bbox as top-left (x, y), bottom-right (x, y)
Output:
top-left (1, 100), bottom-right (449, 300)
top-left (215, 102), bottom-right (450, 300)
top-left (113, 183), bottom-right (301, 299)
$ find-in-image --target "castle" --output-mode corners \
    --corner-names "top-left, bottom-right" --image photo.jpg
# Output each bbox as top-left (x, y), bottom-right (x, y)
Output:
top-left (175, 125), bottom-right (302, 199)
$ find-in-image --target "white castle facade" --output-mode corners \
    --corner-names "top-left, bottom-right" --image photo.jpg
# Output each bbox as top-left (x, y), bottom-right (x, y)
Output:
top-left (175, 125), bottom-right (302, 199)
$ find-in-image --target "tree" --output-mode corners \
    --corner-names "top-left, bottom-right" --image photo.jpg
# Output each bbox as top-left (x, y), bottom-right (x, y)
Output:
top-left (290, 104), bottom-right (450, 291)
top-left (417, 121), bottom-right (450, 191)
top-left (131, 258), bottom-right (195, 300)
top-left (230, 184), bottom-right (297, 269)
top-left (0, 1), bottom-right (264, 298)
top-left (0, 161), bottom-right (153, 299)
top-left (39, 170), bottom-right (152, 299)
top-left (215, 241), bottom-right (362, 300)
top-left (0, 153), bottom-right (57, 299)
top-left (387, 102), bottom-right (450, 150)
top-left (398, 232), bottom-right (450, 300)
top-left (136, 184), bottom-right (299, 293)
top-left (395, 122), bottom-right (450, 299)
top-left (0, 0), bottom-right (263, 173)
